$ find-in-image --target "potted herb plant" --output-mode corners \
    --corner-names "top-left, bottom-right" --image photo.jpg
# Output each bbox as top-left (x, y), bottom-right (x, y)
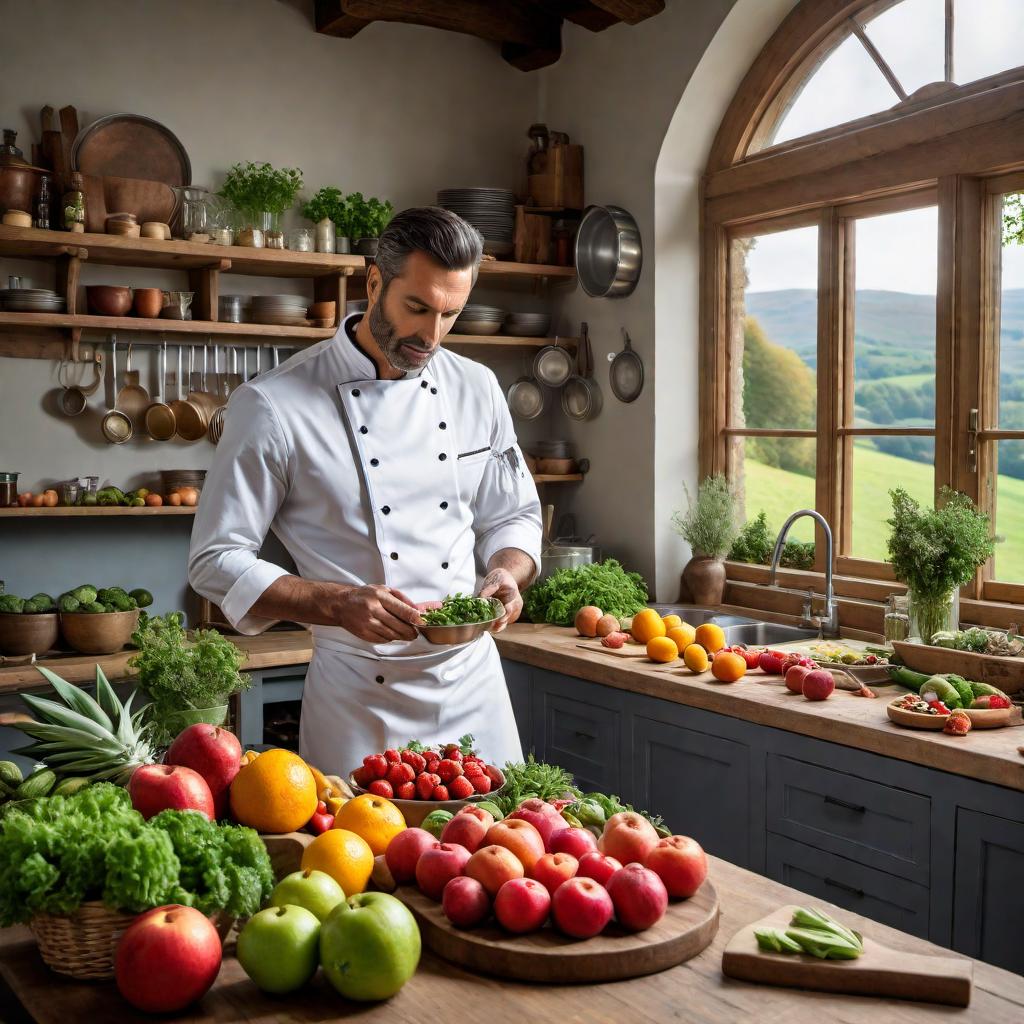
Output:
top-left (218, 161), bottom-right (303, 248)
top-left (887, 487), bottom-right (996, 644)
top-left (346, 193), bottom-right (394, 256)
top-left (301, 186), bottom-right (351, 254)
top-left (671, 475), bottom-right (739, 604)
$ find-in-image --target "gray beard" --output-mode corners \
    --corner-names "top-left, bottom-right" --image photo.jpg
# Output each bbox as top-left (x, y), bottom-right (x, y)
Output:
top-left (368, 299), bottom-right (435, 373)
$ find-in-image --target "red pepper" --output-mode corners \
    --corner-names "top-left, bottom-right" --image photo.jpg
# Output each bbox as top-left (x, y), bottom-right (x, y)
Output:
top-left (927, 699), bottom-right (952, 715)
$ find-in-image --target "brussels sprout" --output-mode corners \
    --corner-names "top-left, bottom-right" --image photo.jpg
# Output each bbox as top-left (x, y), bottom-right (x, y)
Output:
top-left (57, 594), bottom-right (80, 613)
top-left (21, 599), bottom-right (44, 614)
top-left (0, 595), bottom-right (25, 614)
top-left (30, 593), bottom-right (55, 612)
top-left (72, 586), bottom-right (97, 605)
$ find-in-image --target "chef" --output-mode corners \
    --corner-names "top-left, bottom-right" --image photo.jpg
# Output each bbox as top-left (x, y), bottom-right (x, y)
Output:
top-left (188, 207), bottom-right (542, 774)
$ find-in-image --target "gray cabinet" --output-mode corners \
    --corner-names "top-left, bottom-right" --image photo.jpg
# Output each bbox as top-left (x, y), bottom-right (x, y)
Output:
top-left (502, 659), bottom-right (534, 756)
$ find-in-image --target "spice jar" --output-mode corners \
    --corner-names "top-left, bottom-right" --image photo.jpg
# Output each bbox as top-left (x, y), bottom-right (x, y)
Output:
top-left (35, 175), bottom-right (51, 229)
top-left (62, 172), bottom-right (86, 232)
top-left (315, 217), bottom-right (336, 254)
top-left (0, 472), bottom-right (19, 507)
top-left (287, 228), bottom-right (314, 252)
top-left (883, 594), bottom-right (911, 644)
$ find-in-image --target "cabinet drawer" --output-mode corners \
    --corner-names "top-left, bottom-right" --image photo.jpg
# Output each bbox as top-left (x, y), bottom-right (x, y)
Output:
top-left (766, 834), bottom-right (930, 938)
top-left (540, 692), bottom-right (620, 794)
top-left (767, 754), bottom-right (930, 880)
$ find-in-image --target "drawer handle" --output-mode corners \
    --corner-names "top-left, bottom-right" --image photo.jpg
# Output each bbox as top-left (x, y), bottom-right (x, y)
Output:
top-left (824, 794), bottom-right (866, 814)
top-left (574, 730), bottom-right (596, 740)
top-left (824, 876), bottom-right (865, 899)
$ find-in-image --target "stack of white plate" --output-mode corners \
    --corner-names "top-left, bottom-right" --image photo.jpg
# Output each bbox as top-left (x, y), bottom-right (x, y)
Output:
top-left (504, 312), bottom-right (551, 338)
top-left (452, 303), bottom-right (507, 336)
top-left (438, 188), bottom-right (516, 258)
top-left (0, 287), bottom-right (65, 313)
top-left (251, 294), bottom-right (308, 326)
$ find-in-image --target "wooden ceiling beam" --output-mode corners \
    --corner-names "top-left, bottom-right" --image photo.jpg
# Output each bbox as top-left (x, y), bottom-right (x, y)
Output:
top-left (315, 0), bottom-right (372, 37)
top-left (588, 0), bottom-right (664, 25)
top-left (550, 1), bottom-right (619, 32)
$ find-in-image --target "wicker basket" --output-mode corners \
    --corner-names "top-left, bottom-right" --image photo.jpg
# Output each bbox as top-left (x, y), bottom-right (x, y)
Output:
top-left (30, 903), bottom-right (237, 981)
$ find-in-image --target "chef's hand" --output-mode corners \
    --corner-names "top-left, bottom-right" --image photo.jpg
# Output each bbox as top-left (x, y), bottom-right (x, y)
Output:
top-left (332, 585), bottom-right (424, 643)
top-left (478, 568), bottom-right (522, 633)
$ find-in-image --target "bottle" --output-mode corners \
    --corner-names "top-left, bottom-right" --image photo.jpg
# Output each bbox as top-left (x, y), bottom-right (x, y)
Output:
top-left (61, 172), bottom-right (86, 232)
top-left (35, 175), bottom-right (51, 229)
top-left (883, 594), bottom-right (911, 645)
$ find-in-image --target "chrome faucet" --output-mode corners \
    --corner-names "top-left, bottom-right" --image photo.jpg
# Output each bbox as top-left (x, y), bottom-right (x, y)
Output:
top-left (768, 509), bottom-right (840, 638)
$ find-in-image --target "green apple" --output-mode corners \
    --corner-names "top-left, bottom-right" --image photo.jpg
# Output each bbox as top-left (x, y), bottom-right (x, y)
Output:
top-left (237, 904), bottom-right (321, 994)
top-left (319, 892), bottom-right (421, 1001)
top-left (270, 869), bottom-right (346, 922)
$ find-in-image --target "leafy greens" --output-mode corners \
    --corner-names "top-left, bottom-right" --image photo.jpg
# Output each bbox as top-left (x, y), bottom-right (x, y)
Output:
top-left (523, 559), bottom-right (648, 626)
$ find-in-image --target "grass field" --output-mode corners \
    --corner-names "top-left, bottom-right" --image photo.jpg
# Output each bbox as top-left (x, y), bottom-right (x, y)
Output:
top-left (741, 446), bottom-right (1024, 581)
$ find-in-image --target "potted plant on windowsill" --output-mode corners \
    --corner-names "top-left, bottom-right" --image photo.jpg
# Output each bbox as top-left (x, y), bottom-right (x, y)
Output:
top-left (346, 193), bottom-right (394, 256)
top-left (302, 186), bottom-right (351, 254)
top-left (672, 475), bottom-right (739, 605)
top-left (218, 161), bottom-right (303, 248)
top-left (886, 487), bottom-right (996, 645)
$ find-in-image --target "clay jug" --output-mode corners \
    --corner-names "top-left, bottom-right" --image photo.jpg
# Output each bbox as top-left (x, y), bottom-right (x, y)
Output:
top-left (681, 555), bottom-right (726, 605)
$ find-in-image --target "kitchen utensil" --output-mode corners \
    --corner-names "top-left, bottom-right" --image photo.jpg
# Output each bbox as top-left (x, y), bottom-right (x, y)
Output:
top-left (170, 345), bottom-right (206, 441)
top-left (72, 113), bottom-right (191, 187)
top-left (100, 338), bottom-right (133, 444)
top-left (532, 339), bottom-right (574, 387)
top-left (540, 544), bottom-right (595, 579)
top-left (87, 285), bottom-right (132, 316)
top-left (207, 352), bottom-right (230, 445)
top-left (186, 344), bottom-right (217, 425)
top-left (104, 213), bottom-right (140, 237)
top-left (575, 204), bottom-right (643, 298)
top-left (722, 904), bottom-right (972, 1007)
top-left (218, 295), bottom-right (246, 324)
top-left (507, 376), bottom-right (546, 420)
top-left (0, 472), bottom-right (18, 507)
top-left (308, 300), bottom-right (336, 321)
top-left (57, 356), bottom-right (101, 416)
top-left (82, 173), bottom-right (179, 233)
top-left (0, 287), bottom-right (64, 313)
top-left (504, 312), bottom-right (552, 337)
top-left (115, 342), bottom-right (150, 429)
top-left (609, 328), bottom-right (644, 402)
top-left (414, 598), bottom-right (505, 646)
top-left (886, 696), bottom-right (1012, 730)
top-left (144, 340), bottom-right (176, 441)
top-left (561, 322), bottom-right (602, 420)
top-left (0, 128), bottom-right (47, 216)
top-left (133, 287), bottom-right (163, 318)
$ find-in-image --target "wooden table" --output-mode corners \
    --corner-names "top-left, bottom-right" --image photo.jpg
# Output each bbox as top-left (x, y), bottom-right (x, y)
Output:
top-left (0, 857), bottom-right (1021, 1023)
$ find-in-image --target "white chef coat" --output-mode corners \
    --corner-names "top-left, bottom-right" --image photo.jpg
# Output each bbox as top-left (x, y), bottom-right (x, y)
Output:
top-left (188, 314), bottom-right (542, 774)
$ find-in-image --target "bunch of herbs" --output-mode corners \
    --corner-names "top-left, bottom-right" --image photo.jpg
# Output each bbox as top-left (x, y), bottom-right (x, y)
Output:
top-left (218, 161), bottom-right (303, 219)
top-left (523, 559), bottom-right (648, 626)
top-left (671, 475), bottom-right (739, 558)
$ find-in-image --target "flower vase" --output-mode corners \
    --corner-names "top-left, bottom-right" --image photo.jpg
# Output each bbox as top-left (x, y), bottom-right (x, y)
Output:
top-left (681, 555), bottom-right (726, 605)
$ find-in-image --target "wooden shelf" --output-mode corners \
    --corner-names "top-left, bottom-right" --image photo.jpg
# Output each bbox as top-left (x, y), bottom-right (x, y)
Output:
top-left (532, 474), bottom-right (584, 483)
top-left (446, 335), bottom-right (577, 349)
top-left (0, 506), bottom-right (197, 517)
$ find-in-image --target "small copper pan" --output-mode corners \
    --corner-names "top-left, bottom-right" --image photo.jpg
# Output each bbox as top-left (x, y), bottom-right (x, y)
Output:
top-left (170, 344), bottom-right (207, 441)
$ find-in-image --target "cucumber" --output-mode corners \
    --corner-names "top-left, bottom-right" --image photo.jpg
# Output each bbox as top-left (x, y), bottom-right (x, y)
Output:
top-left (918, 675), bottom-right (964, 709)
top-left (51, 777), bottom-right (91, 798)
top-left (889, 666), bottom-right (933, 689)
top-left (15, 768), bottom-right (56, 799)
top-left (0, 760), bottom-right (22, 787)
top-left (969, 681), bottom-right (1010, 700)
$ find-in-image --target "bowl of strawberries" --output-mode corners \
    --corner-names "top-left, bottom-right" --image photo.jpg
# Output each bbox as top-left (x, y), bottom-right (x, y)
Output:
top-left (350, 737), bottom-right (506, 827)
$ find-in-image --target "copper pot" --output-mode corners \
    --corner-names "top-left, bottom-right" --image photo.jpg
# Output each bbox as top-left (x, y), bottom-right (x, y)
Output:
top-left (87, 285), bottom-right (132, 316)
top-left (133, 288), bottom-right (162, 318)
top-left (0, 164), bottom-right (46, 216)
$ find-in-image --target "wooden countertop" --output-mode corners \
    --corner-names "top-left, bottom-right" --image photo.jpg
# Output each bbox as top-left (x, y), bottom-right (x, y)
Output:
top-left (1, 856), bottom-right (1021, 1023)
top-left (493, 624), bottom-right (1024, 793)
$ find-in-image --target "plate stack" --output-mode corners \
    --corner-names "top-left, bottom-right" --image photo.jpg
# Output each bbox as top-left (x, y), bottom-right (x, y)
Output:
top-left (437, 188), bottom-right (516, 258)
top-left (0, 288), bottom-right (65, 313)
top-left (504, 312), bottom-right (551, 337)
top-left (453, 303), bottom-right (507, 336)
top-left (251, 294), bottom-right (309, 327)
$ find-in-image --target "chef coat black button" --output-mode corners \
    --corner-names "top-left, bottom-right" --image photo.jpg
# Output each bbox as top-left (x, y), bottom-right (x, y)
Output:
top-left (439, 421), bottom-right (446, 429)
top-left (375, 675), bottom-right (385, 684)
top-left (431, 387), bottom-right (437, 394)
top-left (440, 501), bottom-right (448, 509)
top-left (421, 381), bottom-right (428, 389)
top-left (439, 453), bottom-right (447, 461)
top-left (390, 551), bottom-right (398, 560)
top-left (352, 389), bottom-right (360, 397)
top-left (370, 458), bottom-right (379, 467)
top-left (359, 426), bottom-right (368, 434)
top-left (382, 505), bottom-right (391, 515)
top-left (442, 561), bottom-right (449, 569)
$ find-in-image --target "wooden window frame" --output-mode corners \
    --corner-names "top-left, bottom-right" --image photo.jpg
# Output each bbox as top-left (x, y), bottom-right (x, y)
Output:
top-left (701, 0), bottom-right (1024, 623)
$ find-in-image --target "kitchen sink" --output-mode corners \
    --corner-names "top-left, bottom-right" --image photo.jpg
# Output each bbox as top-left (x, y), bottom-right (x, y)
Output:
top-left (649, 605), bottom-right (757, 628)
top-left (721, 622), bottom-right (819, 647)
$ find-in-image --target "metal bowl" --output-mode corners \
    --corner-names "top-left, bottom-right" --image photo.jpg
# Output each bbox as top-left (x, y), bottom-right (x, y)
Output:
top-left (415, 597), bottom-right (505, 645)
top-left (574, 204), bottom-right (643, 298)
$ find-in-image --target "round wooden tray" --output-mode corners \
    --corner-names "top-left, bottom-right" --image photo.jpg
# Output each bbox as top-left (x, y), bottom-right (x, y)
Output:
top-left (394, 879), bottom-right (719, 983)
top-left (886, 697), bottom-right (1011, 730)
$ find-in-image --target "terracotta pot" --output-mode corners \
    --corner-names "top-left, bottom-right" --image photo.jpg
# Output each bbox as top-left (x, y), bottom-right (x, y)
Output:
top-left (0, 612), bottom-right (59, 656)
top-left (133, 288), bottom-right (163, 318)
top-left (87, 285), bottom-right (132, 316)
top-left (59, 608), bottom-right (139, 655)
top-left (681, 556), bottom-right (726, 606)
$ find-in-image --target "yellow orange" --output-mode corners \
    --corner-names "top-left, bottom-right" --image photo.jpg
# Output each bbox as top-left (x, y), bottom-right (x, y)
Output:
top-left (694, 622), bottom-right (726, 654)
top-left (683, 643), bottom-right (710, 673)
top-left (301, 828), bottom-right (374, 895)
top-left (711, 650), bottom-right (747, 683)
top-left (332, 793), bottom-right (406, 856)
top-left (229, 747), bottom-right (318, 834)
top-left (647, 636), bottom-right (679, 663)
top-left (661, 614), bottom-right (683, 630)
top-left (631, 608), bottom-right (667, 644)
top-left (666, 623), bottom-right (697, 651)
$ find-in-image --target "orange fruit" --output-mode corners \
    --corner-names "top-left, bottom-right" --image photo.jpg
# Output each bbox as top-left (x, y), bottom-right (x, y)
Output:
top-left (240, 750), bottom-right (260, 766)
top-left (711, 650), bottom-right (747, 683)
top-left (332, 793), bottom-right (406, 856)
top-left (631, 608), bottom-right (667, 644)
top-left (661, 614), bottom-right (683, 630)
top-left (647, 636), bottom-right (679, 663)
top-left (694, 622), bottom-right (726, 654)
top-left (683, 643), bottom-right (710, 673)
top-left (666, 623), bottom-right (697, 650)
top-left (229, 747), bottom-right (318, 834)
top-left (301, 828), bottom-right (374, 895)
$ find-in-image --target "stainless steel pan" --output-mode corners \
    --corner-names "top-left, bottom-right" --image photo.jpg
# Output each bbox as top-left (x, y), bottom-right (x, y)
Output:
top-left (575, 204), bottom-right (642, 298)
top-left (608, 328), bottom-right (644, 402)
top-left (560, 322), bottom-right (602, 421)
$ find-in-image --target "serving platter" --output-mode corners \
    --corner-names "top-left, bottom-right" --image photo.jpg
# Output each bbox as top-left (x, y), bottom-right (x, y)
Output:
top-left (886, 696), bottom-right (1012, 730)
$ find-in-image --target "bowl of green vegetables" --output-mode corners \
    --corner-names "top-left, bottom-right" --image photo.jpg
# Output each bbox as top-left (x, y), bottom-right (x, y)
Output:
top-left (416, 594), bottom-right (504, 646)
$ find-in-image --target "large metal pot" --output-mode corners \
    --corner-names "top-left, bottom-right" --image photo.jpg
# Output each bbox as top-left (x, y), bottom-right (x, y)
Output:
top-left (574, 204), bottom-right (642, 298)
top-left (540, 544), bottom-right (595, 579)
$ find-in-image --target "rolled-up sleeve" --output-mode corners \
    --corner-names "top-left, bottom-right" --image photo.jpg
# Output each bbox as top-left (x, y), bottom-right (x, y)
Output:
top-left (188, 384), bottom-right (292, 635)
top-left (472, 372), bottom-right (543, 582)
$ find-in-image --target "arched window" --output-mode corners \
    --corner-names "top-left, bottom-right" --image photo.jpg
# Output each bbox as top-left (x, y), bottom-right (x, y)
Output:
top-left (701, 0), bottom-right (1024, 624)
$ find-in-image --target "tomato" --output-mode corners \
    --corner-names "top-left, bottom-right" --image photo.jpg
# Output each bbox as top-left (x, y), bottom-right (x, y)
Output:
top-left (730, 646), bottom-right (762, 669)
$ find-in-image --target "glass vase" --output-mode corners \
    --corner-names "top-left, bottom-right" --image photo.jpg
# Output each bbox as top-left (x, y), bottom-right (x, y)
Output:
top-left (907, 588), bottom-right (959, 644)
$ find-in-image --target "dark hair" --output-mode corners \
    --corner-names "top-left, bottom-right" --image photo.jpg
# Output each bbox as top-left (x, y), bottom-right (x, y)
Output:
top-left (374, 207), bottom-right (484, 286)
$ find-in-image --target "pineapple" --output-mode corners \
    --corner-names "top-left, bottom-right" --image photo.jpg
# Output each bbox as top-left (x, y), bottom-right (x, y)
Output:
top-left (10, 665), bottom-right (156, 785)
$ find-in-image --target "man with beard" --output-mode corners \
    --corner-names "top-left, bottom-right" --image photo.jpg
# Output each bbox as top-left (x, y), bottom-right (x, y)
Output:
top-left (188, 207), bottom-right (542, 773)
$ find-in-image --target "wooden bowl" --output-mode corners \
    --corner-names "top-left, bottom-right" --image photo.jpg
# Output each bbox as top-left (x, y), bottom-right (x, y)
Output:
top-left (0, 612), bottom-right (59, 656)
top-left (86, 286), bottom-right (132, 317)
top-left (59, 608), bottom-right (139, 655)
top-left (106, 220), bottom-right (141, 238)
top-left (308, 301), bottom-right (336, 321)
top-left (348, 768), bottom-right (506, 827)
top-left (886, 696), bottom-right (1012, 730)
top-left (133, 287), bottom-right (163, 318)
top-left (535, 457), bottom-right (577, 475)
top-left (1, 209), bottom-right (33, 228)
top-left (141, 222), bottom-right (171, 240)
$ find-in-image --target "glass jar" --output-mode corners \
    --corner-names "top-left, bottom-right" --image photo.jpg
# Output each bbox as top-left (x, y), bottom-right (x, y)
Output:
top-left (263, 212), bottom-right (284, 249)
top-left (315, 217), bottom-right (336, 253)
top-left (907, 588), bottom-right (959, 645)
top-left (883, 594), bottom-right (911, 644)
top-left (287, 228), bottom-right (314, 252)
top-left (181, 187), bottom-right (210, 241)
top-left (0, 472), bottom-right (19, 507)
top-left (35, 175), bottom-right (51, 229)
top-left (61, 172), bottom-right (86, 232)
top-left (59, 480), bottom-right (79, 506)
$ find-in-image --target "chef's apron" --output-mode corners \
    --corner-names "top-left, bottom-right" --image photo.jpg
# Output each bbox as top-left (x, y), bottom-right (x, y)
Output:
top-left (297, 363), bottom-right (524, 775)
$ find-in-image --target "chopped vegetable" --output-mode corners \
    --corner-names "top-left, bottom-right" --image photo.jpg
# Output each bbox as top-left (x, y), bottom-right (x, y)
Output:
top-left (757, 907), bottom-right (864, 961)
top-left (523, 559), bottom-right (648, 626)
top-left (755, 927), bottom-right (804, 954)
top-left (421, 594), bottom-right (499, 626)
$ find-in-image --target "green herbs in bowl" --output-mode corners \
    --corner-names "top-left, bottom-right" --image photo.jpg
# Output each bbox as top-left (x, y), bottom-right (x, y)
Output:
top-left (417, 594), bottom-right (503, 646)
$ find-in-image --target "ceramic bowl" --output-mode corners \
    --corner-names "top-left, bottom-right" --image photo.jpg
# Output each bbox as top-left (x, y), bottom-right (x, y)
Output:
top-left (59, 608), bottom-right (140, 655)
top-left (86, 285), bottom-right (132, 316)
top-left (0, 612), bottom-right (59, 656)
top-left (133, 287), bottom-right (163, 318)
top-left (308, 301), bottom-right (336, 321)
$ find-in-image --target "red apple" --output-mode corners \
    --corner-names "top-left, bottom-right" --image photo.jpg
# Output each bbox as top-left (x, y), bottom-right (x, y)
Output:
top-left (784, 664), bottom-right (812, 695)
top-left (415, 842), bottom-right (471, 901)
top-left (115, 905), bottom-right (222, 1013)
top-left (598, 811), bottom-right (659, 865)
top-left (508, 798), bottom-right (569, 850)
top-left (128, 764), bottom-right (215, 821)
top-left (484, 819), bottom-right (545, 873)
top-left (464, 844), bottom-right (525, 897)
top-left (442, 876), bottom-right (491, 929)
top-left (645, 835), bottom-right (708, 898)
top-left (550, 827), bottom-right (599, 859)
top-left (803, 669), bottom-right (835, 701)
top-left (164, 724), bottom-right (242, 819)
top-left (529, 852), bottom-right (579, 896)
top-left (551, 876), bottom-right (614, 938)
top-left (385, 827), bottom-right (436, 885)
top-left (577, 851), bottom-right (623, 887)
top-left (455, 804), bottom-right (494, 828)
top-left (441, 810), bottom-right (490, 853)
top-left (494, 877), bottom-right (552, 933)
top-left (606, 863), bottom-right (668, 931)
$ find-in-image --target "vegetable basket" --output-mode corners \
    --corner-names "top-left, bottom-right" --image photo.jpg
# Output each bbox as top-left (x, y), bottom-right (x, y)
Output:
top-left (30, 902), bottom-right (235, 981)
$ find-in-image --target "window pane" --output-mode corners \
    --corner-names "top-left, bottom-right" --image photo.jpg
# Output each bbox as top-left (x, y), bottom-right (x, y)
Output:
top-left (954, 0), bottom-right (1024, 84)
top-left (731, 228), bottom-right (818, 430)
top-left (999, 192), bottom-right (1024, 427)
top-left (772, 33), bottom-right (900, 146)
top-left (851, 437), bottom-right (935, 560)
top-left (863, 0), bottom-right (945, 96)
top-left (994, 441), bottom-right (1024, 583)
top-left (854, 207), bottom-right (938, 428)
top-left (729, 435), bottom-right (817, 546)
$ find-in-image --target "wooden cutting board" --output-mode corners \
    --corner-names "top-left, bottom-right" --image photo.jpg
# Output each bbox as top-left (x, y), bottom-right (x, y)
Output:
top-left (396, 879), bottom-right (719, 983)
top-left (722, 904), bottom-right (972, 1006)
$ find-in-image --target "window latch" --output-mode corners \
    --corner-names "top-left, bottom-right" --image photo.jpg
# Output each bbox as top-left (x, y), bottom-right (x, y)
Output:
top-left (968, 408), bottom-right (979, 473)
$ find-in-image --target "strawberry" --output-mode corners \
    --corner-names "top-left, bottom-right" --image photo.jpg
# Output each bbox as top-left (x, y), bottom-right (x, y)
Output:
top-left (416, 773), bottom-right (440, 800)
top-left (463, 760), bottom-right (484, 777)
top-left (442, 745), bottom-right (463, 762)
top-left (401, 750), bottom-right (427, 774)
top-left (368, 779), bottom-right (394, 798)
top-left (431, 784), bottom-right (450, 801)
top-left (470, 773), bottom-right (491, 794)
top-left (425, 758), bottom-right (441, 775)
top-left (387, 762), bottom-right (415, 786)
top-left (384, 748), bottom-right (401, 764)
top-left (352, 765), bottom-right (371, 788)
top-left (395, 781), bottom-right (416, 800)
top-left (436, 758), bottom-right (464, 783)
top-left (362, 753), bottom-right (388, 780)
top-left (483, 763), bottom-right (503, 785)
top-left (447, 775), bottom-right (474, 799)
